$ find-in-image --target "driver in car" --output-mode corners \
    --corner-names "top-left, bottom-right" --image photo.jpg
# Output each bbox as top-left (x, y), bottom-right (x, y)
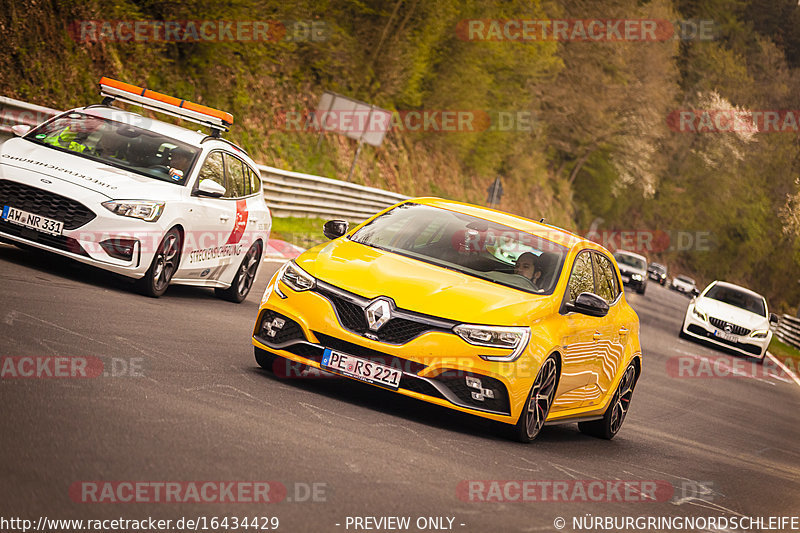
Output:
top-left (515, 252), bottom-right (543, 290)
top-left (168, 148), bottom-right (193, 181)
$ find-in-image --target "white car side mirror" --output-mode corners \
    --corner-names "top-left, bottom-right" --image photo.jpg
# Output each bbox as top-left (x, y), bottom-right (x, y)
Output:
top-left (11, 124), bottom-right (31, 137)
top-left (195, 179), bottom-right (226, 198)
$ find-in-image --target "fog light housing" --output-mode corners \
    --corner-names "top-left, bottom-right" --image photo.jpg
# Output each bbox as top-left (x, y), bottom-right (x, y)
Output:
top-left (100, 238), bottom-right (138, 261)
top-left (465, 375), bottom-right (495, 401)
top-left (261, 317), bottom-right (286, 338)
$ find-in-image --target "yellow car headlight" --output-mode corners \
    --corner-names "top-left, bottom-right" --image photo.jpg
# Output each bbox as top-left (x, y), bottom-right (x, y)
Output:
top-left (274, 261), bottom-right (315, 298)
top-left (453, 324), bottom-right (531, 362)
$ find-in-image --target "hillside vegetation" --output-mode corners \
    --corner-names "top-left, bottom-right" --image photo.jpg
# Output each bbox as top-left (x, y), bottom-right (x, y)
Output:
top-left (2, 0), bottom-right (800, 311)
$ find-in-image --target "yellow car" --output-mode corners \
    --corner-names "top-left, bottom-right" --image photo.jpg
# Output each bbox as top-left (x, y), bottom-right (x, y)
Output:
top-left (252, 198), bottom-right (642, 442)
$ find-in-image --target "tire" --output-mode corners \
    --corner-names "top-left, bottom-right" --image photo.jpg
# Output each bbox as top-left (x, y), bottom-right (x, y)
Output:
top-left (509, 356), bottom-right (559, 443)
top-left (254, 347), bottom-right (276, 372)
top-left (579, 363), bottom-right (638, 440)
top-left (135, 227), bottom-right (182, 298)
top-left (678, 327), bottom-right (689, 339)
top-left (637, 283), bottom-right (646, 295)
top-left (215, 242), bottom-right (262, 303)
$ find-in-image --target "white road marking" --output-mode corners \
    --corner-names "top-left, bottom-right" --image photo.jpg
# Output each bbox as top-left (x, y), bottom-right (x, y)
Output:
top-left (766, 351), bottom-right (800, 388)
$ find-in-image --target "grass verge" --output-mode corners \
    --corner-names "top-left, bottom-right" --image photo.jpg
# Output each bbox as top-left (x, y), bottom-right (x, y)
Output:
top-left (768, 336), bottom-right (800, 372)
top-left (270, 217), bottom-right (330, 250)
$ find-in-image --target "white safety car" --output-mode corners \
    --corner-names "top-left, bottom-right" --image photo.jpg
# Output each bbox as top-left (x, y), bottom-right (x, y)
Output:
top-left (0, 78), bottom-right (271, 301)
top-left (680, 280), bottom-right (778, 361)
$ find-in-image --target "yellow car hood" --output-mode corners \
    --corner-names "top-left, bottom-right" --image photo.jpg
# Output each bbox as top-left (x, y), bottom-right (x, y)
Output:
top-left (296, 239), bottom-right (553, 325)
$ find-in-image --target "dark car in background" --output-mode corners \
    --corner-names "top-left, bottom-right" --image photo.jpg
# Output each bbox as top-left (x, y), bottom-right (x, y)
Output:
top-left (647, 262), bottom-right (668, 285)
top-left (613, 250), bottom-right (648, 295)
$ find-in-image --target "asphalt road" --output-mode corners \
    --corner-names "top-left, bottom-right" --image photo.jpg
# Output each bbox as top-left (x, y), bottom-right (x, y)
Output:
top-left (1, 243), bottom-right (798, 533)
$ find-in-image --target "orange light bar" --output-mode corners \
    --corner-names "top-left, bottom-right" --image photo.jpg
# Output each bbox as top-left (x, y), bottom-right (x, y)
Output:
top-left (99, 77), bottom-right (233, 130)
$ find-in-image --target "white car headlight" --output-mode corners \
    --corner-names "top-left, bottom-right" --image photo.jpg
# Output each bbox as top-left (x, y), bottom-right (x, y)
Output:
top-left (631, 273), bottom-right (643, 281)
top-left (749, 329), bottom-right (769, 339)
top-left (101, 200), bottom-right (164, 222)
top-left (691, 305), bottom-right (707, 322)
top-left (453, 324), bottom-right (531, 362)
top-left (277, 261), bottom-right (316, 293)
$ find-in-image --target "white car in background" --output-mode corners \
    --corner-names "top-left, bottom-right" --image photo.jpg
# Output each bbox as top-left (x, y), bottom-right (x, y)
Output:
top-left (671, 275), bottom-right (697, 296)
top-left (681, 281), bottom-right (778, 361)
top-left (0, 78), bottom-right (271, 301)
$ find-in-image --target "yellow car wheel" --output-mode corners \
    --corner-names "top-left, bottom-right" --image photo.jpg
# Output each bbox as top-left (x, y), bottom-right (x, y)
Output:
top-left (579, 363), bottom-right (637, 440)
top-left (511, 356), bottom-right (559, 443)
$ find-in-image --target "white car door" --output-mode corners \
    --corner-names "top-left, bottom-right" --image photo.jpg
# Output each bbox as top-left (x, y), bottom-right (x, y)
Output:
top-left (214, 154), bottom-right (270, 285)
top-left (242, 163), bottom-right (271, 250)
top-left (179, 150), bottom-right (236, 282)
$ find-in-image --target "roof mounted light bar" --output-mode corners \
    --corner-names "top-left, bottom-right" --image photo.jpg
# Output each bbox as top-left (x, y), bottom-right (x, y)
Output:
top-left (98, 77), bottom-right (233, 134)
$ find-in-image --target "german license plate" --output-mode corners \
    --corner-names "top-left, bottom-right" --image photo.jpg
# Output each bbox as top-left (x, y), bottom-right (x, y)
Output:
top-left (321, 348), bottom-right (402, 390)
top-left (2, 206), bottom-right (63, 236)
top-left (714, 330), bottom-right (738, 343)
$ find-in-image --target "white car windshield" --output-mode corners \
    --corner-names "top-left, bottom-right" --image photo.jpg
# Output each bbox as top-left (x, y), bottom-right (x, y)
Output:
top-left (705, 285), bottom-right (766, 317)
top-left (614, 253), bottom-right (646, 270)
top-left (26, 111), bottom-right (199, 184)
top-left (350, 203), bottom-right (568, 294)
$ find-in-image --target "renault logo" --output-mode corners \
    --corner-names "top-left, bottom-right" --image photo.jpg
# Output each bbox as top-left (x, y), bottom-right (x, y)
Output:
top-left (365, 298), bottom-right (392, 331)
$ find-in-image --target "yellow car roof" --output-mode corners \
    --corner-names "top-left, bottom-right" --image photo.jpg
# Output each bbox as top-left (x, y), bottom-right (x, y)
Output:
top-left (407, 197), bottom-right (585, 250)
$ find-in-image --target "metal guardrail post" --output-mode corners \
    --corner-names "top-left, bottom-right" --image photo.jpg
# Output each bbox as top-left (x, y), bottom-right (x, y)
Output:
top-left (777, 314), bottom-right (800, 350)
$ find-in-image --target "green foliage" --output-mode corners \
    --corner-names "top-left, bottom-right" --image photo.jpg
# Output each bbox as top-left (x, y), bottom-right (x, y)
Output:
top-left (2, 0), bottom-right (800, 310)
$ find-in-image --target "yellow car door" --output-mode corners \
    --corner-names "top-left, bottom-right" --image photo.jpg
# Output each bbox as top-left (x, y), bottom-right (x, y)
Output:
top-left (552, 250), bottom-right (604, 412)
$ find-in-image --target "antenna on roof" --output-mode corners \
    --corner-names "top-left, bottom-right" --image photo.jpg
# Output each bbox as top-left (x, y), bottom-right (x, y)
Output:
top-left (540, 218), bottom-right (545, 223)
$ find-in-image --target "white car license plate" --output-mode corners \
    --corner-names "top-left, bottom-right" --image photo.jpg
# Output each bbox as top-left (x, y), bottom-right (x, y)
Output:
top-left (2, 205), bottom-right (64, 236)
top-left (714, 330), bottom-right (738, 343)
top-left (321, 348), bottom-right (402, 390)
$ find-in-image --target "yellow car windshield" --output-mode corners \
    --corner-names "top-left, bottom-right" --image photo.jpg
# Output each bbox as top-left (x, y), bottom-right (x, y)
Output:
top-left (350, 203), bottom-right (567, 295)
